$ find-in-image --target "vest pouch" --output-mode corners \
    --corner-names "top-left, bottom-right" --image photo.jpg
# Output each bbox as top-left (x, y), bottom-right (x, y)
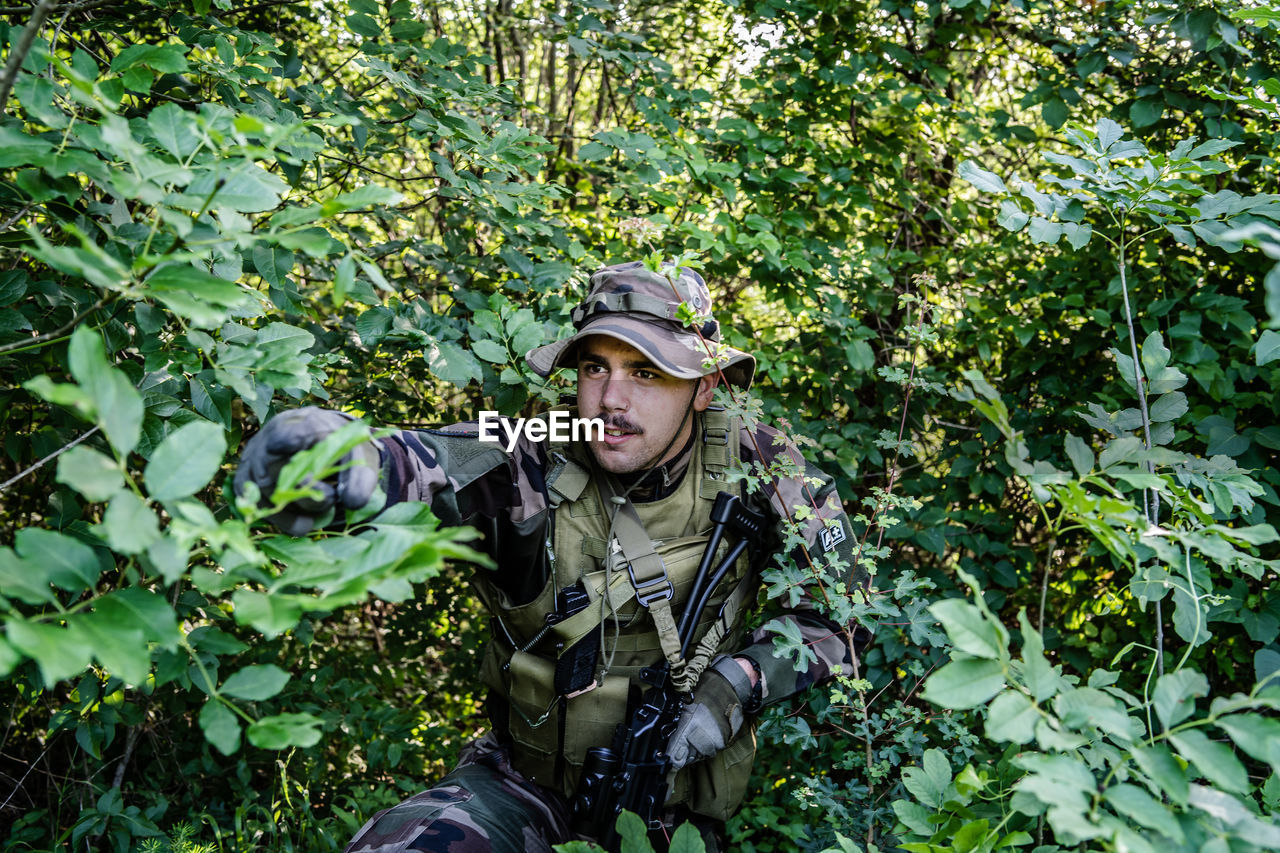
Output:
top-left (560, 672), bottom-right (631, 793)
top-left (504, 648), bottom-right (633, 797)
top-left (685, 722), bottom-right (758, 821)
top-left (504, 649), bottom-right (559, 788)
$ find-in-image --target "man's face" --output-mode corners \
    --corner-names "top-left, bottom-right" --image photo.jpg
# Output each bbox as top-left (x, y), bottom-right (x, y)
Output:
top-left (576, 335), bottom-right (717, 474)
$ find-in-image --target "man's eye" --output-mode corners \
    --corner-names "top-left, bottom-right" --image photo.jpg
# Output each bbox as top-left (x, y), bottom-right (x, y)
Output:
top-left (583, 363), bottom-right (605, 375)
top-left (636, 370), bottom-right (657, 381)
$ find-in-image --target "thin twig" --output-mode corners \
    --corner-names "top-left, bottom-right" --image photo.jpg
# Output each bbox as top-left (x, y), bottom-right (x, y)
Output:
top-left (109, 723), bottom-right (140, 789)
top-left (0, 743), bottom-right (51, 811)
top-left (0, 425), bottom-right (100, 493)
top-left (0, 201), bottom-right (35, 232)
top-left (0, 295), bottom-right (109, 355)
top-left (0, 0), bottom-right (58, 115)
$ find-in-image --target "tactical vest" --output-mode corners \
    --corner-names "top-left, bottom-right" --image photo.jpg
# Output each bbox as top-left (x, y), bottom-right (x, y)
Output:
top-left (475, 408), bottom-right (759, 821)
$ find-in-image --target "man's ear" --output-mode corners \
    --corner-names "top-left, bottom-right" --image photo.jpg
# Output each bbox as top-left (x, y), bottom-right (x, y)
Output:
top-left (692, 373), bottom-right (719, 412)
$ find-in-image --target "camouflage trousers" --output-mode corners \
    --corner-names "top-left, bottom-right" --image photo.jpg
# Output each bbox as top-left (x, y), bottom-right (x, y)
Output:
top-left (343, 733), bottom-right (575, 853)
top-left (343, 733), bottom-right (725, 852)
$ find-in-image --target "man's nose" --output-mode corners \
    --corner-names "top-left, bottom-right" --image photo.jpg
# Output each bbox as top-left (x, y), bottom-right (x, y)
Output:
top-left (599, 374), bottom-right (628, 411)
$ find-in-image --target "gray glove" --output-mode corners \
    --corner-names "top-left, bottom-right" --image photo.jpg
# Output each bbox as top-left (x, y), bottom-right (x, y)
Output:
top-left (234, 407), bottom-right (380, 536)
top-left (666, 655), bottom-right (756, 772)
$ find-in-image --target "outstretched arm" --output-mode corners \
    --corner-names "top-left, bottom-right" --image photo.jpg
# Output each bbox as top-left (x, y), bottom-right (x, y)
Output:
top-left (733, 423), bottom-right (869, 707)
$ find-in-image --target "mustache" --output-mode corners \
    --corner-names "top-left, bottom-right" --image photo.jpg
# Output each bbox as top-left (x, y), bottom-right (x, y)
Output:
top-left (598, 414), bottom-right (643, 434)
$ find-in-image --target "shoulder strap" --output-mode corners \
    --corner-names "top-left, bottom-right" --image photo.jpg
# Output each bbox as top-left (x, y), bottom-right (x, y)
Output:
top-left (599, 477), bottom-right (687, 676)
top-left (700, 407), bottom-right (732, 499)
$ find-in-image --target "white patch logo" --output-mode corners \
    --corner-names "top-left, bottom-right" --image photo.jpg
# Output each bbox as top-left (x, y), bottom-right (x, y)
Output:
top-left (820, 522), bottom-right (847, 552)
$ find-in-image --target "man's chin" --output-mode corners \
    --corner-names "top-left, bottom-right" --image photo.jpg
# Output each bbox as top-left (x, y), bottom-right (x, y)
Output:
top-left (587, 443), bottom-right (644, 475)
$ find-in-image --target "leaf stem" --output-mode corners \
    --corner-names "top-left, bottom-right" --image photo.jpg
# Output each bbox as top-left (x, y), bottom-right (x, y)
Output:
top-left (1115, 236), bottom-right (1163, 675)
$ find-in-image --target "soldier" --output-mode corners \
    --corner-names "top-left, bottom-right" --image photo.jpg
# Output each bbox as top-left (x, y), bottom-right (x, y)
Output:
top-left (234, 261), bottom-right (868, 852)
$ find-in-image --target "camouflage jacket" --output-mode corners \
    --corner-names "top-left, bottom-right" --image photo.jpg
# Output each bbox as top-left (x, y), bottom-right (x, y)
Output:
top-left (379, 412), bottom-right (862, 706)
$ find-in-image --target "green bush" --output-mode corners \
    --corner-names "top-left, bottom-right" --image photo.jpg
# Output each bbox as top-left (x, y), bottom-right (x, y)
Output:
top-left (1, 0), bottom-right (1278, 850)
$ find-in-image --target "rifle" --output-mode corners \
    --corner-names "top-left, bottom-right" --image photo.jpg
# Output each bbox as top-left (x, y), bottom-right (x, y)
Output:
top-left (569, 491), bottom-right (766, 851)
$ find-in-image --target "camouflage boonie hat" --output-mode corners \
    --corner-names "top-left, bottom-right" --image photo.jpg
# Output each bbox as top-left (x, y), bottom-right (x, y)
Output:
top-left (526, 261), bottom-right (756, 389)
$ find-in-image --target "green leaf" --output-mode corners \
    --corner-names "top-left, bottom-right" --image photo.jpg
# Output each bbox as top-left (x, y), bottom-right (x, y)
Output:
top-left (199, 699), bottom-right (241, 756)
top-left (221, 664), bottom-right (291, 701)
top-left (1153, 670), bottom-right (1207, 730)
top-left (929, 598), bottom-right (1005, 659)
top-left (1062, 222), bottom-right (1093, 249)
top-left (667, 821), bottom-right (707, 853)
top-left (901, 748), bottom-right (952, 809)
top-left (67, 327), bottom-right (143, 456)
top-left (275, 227), bottom-right (335, 257)
top-left (578, 141), bottom-right (611, 161)
top-left (471, 339), bottom-right (509, 364)
top-left (1064, 434), bottom-right (1093, 477)
top-left (958, 159), bottom-right (1008, 194)
top-left (231, 589), bottom-right (306, 638)
top-left (1216, 713), bottom-right (1280, 772)
top-left (145, 538), bottom-right (188, 585)
top-left (425, 339), bottom-right (483, 388)
top-left (191, 162), bottom-right (287, 213)
top-left (328, 183), bottom-right (403, 211)
top-left (922, 657), bottom-right (1006, 709)
top-left (1187, 785), bottom-right (1280, 848)
top-left (96, 588), bottom-right (180, 649)
top-left (146, 264), bottom-right (249, 308)
top-left (1169, 730), bottom-right (1248, 794)
top-left (1027, 217), bottom-right (1064, 245)
top-left (1131, 744), bottom-right (1188, 806)
top-left (1103, 783), bottom-right (1183, 842)
top-left (334, 254), bottom-right (355, 307)
top-left (0, 126), bottom-right (56, 168)
top-left (146, 419), bottom-right (227, 501)
top-left (346, 12), bottom-right (381, 38)
top-left (7, 619), bottom-right (94, 685)
top-left (1130, 97), bottom-right (1164, 128)
top-left (146, 102), bottom-right (200, 159)
top-left (388, 19), bottom-right (426, 40)
top-left (1187, 139), bottom-right (1239, 159)
top-left (1042, 98), bottom-right (1069, 129)
top-left (0, 636), bottom-right (19, 678)
top-left (253, 246), bottom-right (296, 287)
top-left (996, 199), bottom-right (1029, 231)
top-left (1095, 118), bottom-right (1123, 151)
top-left (247, 712), bottom-right (322, 749)
top-left (14, 528), bottom-right (101, 592)
top-left (100, 491), bottom-right (161, 555)
top-left (614, 810), bottom-right (651, 853)
top-left (1149, 391), bottom-right (1188, 422)
top-left (1257, 329), bottom-right (1280, 366)
top-left (1140, 331), bottom-right (1170, 374)
top-left (74, 609), bottom-right (149, 685)
top-left (56, 446), bottom-right (123, 502)
top-left (1018, 610), bottom-right (1059, 701)
top-left (0, 548), bottom-right (58, 605)
top-left (985, 690), bottom-right (1038, 743)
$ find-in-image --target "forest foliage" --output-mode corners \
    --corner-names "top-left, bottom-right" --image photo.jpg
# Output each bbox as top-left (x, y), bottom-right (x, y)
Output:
top-left (0, 0), bottom-right (1278, 851)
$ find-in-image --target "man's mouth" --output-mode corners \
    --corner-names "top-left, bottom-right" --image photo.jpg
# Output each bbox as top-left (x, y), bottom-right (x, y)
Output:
top-left (599, 419), bottom-right (641, 447)
top-left (602, 426), bottom-right (634, 446)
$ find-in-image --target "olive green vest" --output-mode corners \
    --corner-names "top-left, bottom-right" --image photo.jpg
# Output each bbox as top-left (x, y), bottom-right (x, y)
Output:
top-left (475, 408), bottom-right (758, 821)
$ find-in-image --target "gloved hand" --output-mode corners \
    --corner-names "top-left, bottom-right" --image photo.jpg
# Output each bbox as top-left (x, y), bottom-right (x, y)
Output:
top-left (666, 655), bottom-right (757, 772)
top-left (234, 407), bottom-right (381, 536)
